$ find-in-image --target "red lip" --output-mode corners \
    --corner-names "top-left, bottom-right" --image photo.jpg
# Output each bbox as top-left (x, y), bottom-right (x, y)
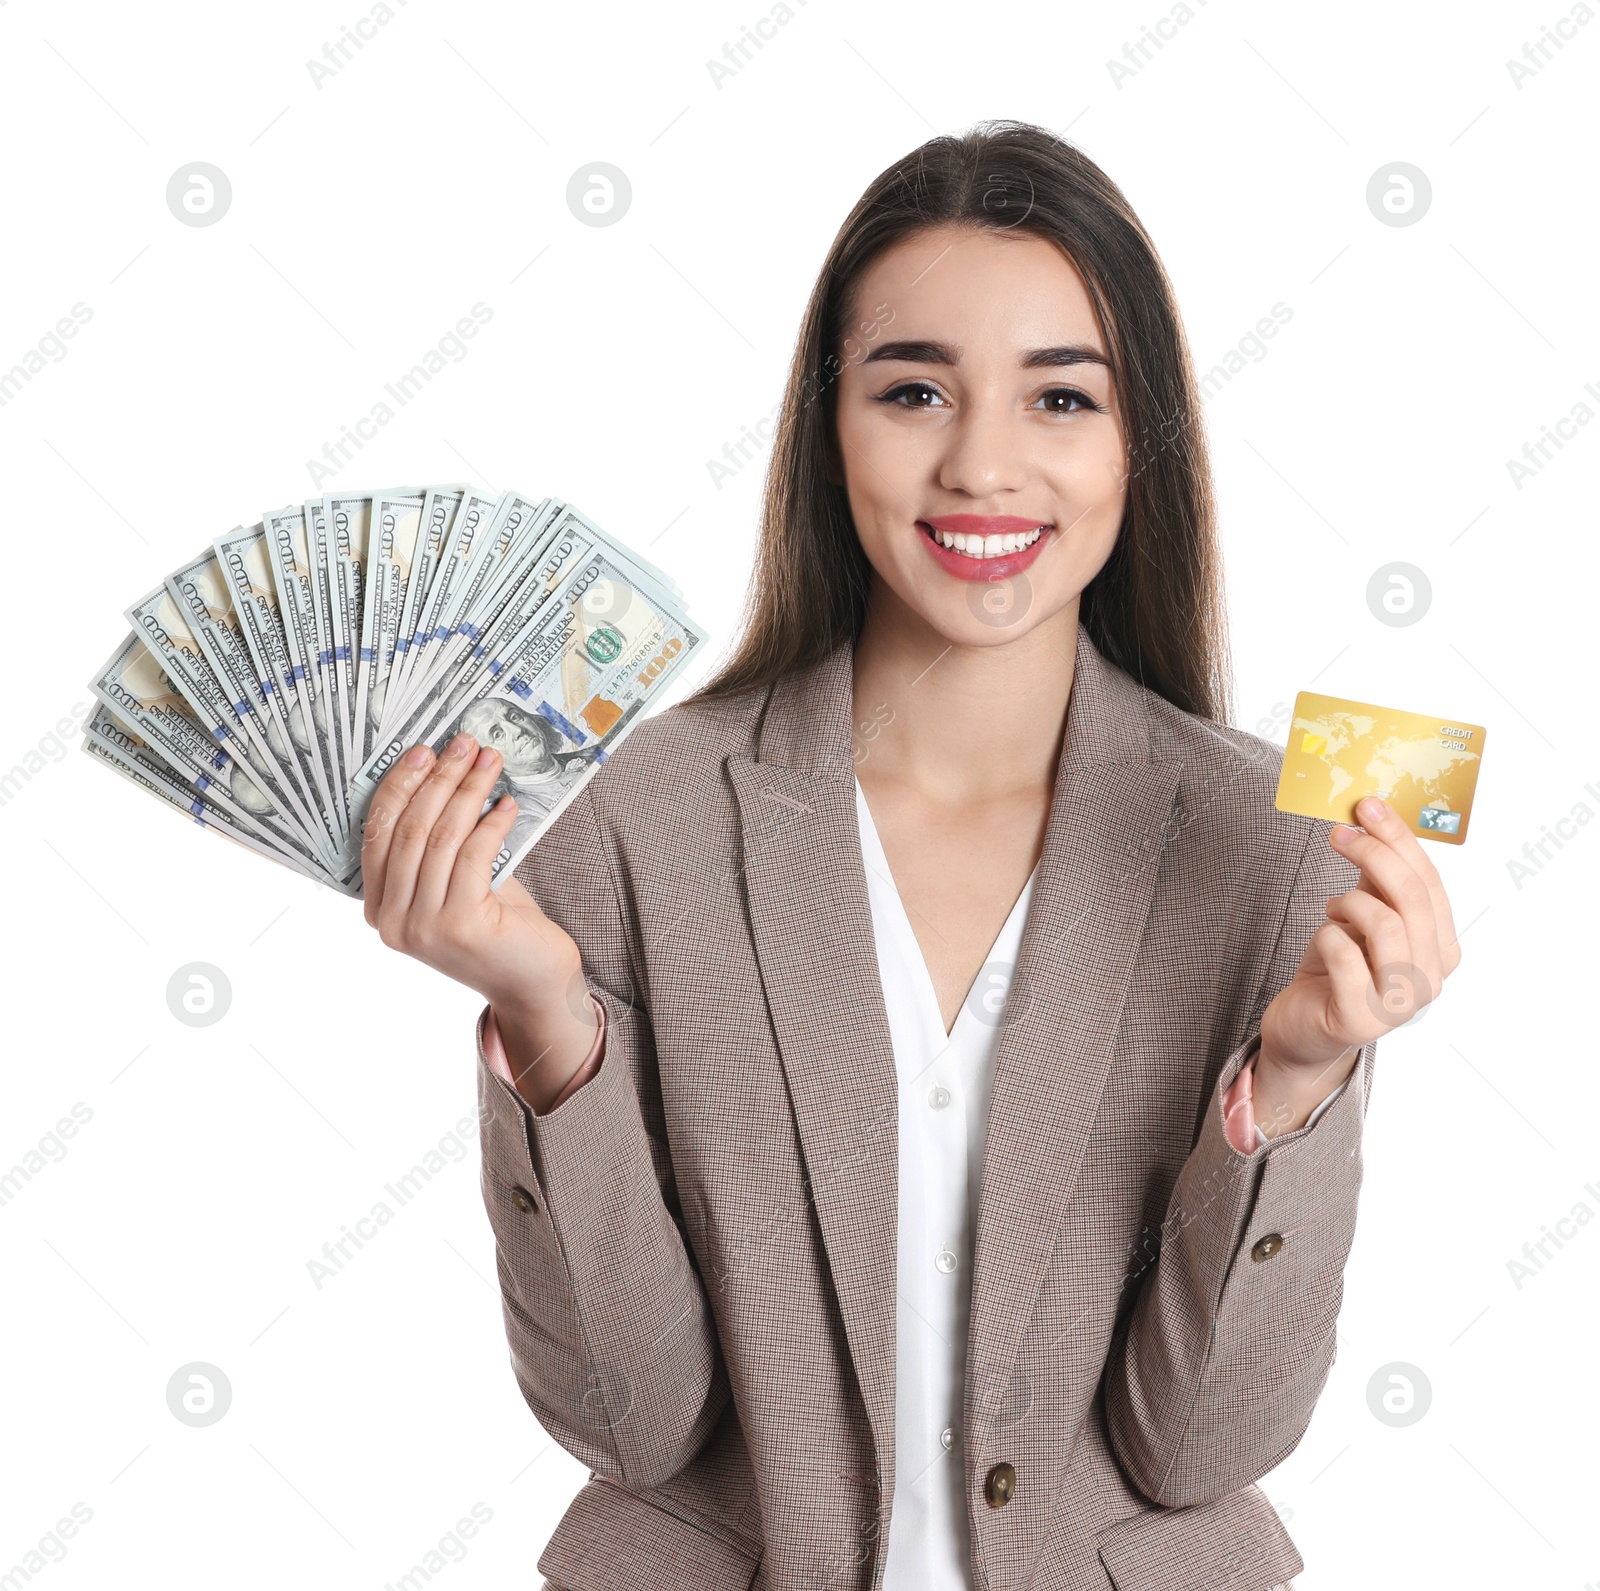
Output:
top-left (916, 517), bottom-right (1051, 583)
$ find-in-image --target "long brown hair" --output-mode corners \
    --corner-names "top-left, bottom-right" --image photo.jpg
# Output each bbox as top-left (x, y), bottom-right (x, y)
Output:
top-left (688, 119), bottom-right (1232, 724)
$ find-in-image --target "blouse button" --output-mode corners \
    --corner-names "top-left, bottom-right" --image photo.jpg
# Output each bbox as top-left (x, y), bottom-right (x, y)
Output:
top-left (928, 1085), bottom-right (952, 1110)
top-left (940, 1426), bottom-right (957, 1450)
top-left (934, 1247), bottom-right (957, 1274)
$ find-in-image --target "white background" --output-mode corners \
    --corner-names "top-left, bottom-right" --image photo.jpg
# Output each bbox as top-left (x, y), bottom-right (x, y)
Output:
top-left (2, 0), bottom-right (1596, 1586)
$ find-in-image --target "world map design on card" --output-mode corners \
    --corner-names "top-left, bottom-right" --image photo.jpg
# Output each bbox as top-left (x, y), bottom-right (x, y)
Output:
top-left (1274, 691), bottom-right (1487, 845)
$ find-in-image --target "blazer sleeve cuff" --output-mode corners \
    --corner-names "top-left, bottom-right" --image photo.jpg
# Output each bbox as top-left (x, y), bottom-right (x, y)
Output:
top-left (1171, 1031), bottom-right (1376, 1295)
top-left (1146, 1032), bottom-right (1375, 1322)
top-left (1222, 1044), bottom-right (1355, 1154)
top-left (475, 988), bottom-right (647, 1203)
top-left (482, 999), bottom-right (606, 1113)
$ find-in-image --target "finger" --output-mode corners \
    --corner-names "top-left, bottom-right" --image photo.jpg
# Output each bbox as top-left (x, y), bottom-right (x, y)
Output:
top-left (1314, 920), bottom-right (1382, 1046)
top-left (376, 733), bottom-right (481, 933)
top-left (361, 744), bottom-right (438, 926)
top-left (1348, 796), bottom-right (1460, 966)
top-left (1329, 815), bottom-right (1439, 973)
top-left (410, 745), bottom-right (506, 916)
top-left (1326, 888), bottom-right (1425, 995)
top-left (445, 794), bottom-right (521, 913)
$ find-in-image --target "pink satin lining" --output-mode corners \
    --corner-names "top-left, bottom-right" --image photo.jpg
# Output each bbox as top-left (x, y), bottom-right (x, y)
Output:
top-left (1221, 1052), bottom-right (1261, 1154)
top-left (482, 999), bottom-right (605, 1115)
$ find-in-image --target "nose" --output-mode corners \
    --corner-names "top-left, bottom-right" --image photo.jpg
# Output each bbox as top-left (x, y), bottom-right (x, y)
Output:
top-left (934, 384), bottom-right (1030, 502)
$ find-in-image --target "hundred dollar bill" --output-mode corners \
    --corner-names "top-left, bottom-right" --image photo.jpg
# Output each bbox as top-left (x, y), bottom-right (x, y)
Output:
top-left (353, 491), bottom-right (424, 771)
top-left (394, 487), bottom-right (502, 704)
top-left (351, 542), bottom-right (705, 887)
top-left (126, 579), bottom-right (331, 859)
top-left (385, 491), bottom-right (555, 728)
top-left (84, 702), bottom-right (338, 886)
top-left (391, 500), bottom-right (688, 747)
top-left (87, 633), bottom-right (348, 885)
top-left (383, 489), bottom-right (549, 725)
top-left (302, 492), bottom-right (350, 771)
top-left (82, 714), bottom-right (335, 888)
top-left (383, 483), bottom-right (464, 733)
top-left (264, 503), bottom-right (347, 836)
top-left (358, 503), bottom-right (599, 763)
top-left (468, 501), bottom-right (689, 682)
top-left (163, 548), bottom-right (341, 865)
top-left (213, 524), bottom-right (344, 859)
top-left (324, 491), bottom-right (371, 790)
top-left (434, 490), bottom-right (553, 644)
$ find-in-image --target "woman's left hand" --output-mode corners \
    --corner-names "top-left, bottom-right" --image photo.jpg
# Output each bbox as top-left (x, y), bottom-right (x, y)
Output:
top-left (1259, 795), bottom-right (1462, 1082)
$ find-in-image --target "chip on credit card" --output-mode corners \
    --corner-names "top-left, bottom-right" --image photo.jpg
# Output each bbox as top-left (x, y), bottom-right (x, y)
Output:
top-left (1273, 691), bottom-right (1487, 844)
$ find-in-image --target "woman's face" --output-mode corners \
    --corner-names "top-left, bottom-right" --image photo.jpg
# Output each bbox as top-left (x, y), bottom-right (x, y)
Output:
top-left (832, 223), bottom-right (1127, 648)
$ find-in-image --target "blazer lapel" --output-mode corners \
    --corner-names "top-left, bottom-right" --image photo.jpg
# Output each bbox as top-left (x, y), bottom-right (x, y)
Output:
top-left (727, 644), bottom-right (902, 1488)
top-left (963, 629), bottom-right (1182, 1448)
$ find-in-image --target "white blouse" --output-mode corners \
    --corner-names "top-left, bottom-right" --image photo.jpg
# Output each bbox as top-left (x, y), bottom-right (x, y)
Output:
top-left (855, 778), bottom-right (1038, 1591)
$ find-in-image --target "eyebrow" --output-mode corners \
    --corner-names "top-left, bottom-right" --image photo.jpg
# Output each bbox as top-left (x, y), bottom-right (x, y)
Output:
top-left (860, 338), bottom-right (1111, 370)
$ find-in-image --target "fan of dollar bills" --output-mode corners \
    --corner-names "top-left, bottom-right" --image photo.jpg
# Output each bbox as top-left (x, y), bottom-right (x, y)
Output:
top-left (84, 486), bottom-right (705, 895)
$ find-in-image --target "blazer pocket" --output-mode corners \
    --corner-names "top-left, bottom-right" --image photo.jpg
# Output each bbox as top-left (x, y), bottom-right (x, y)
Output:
top-left (1094, 1484), bottom-right (1303, 1591)
top-left (538, 1475), bottom-right (762, 1591)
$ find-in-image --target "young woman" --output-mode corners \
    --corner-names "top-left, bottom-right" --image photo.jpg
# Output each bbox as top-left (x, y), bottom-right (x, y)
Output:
top-left (360, 122), bottom-right (1459, 1591)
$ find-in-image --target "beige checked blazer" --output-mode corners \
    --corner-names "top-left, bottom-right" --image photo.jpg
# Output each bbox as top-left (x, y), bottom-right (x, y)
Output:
top-left (476, 623), bottom-right (1378, 1591)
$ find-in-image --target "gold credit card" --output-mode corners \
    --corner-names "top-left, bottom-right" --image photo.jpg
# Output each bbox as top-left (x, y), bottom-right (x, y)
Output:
top-left (1273, 691), bottom-right (1487, 844)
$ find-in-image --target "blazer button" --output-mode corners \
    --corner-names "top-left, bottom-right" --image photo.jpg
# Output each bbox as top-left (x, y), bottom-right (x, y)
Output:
top-left (510, 1185), bottom-right (539, 1214)
top-left (1251, 1232), bottom-right (1284, 1262)
top-left (983, 1462), bottom-right (1017, 1508)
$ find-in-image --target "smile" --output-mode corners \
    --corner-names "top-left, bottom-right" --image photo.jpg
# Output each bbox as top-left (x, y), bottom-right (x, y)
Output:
top-left (916, 516), bottom-right (1053, 583)
top-left (924, 524), bottom-right (1044, 559)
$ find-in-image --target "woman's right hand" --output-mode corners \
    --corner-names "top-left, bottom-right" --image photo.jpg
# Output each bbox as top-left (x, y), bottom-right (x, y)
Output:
top-left (361, 731), bottom-right (598, 1108)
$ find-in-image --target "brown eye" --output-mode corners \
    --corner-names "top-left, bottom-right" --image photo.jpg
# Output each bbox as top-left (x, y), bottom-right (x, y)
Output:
top-left (1032, 386), bottom-right (1103, 415)
top-left (879, 382), bottom-right (948, 409)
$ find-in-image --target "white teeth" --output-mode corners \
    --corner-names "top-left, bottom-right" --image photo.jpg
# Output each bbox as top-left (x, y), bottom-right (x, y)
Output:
top-left (930, 525), bottom-right (1044, 559)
